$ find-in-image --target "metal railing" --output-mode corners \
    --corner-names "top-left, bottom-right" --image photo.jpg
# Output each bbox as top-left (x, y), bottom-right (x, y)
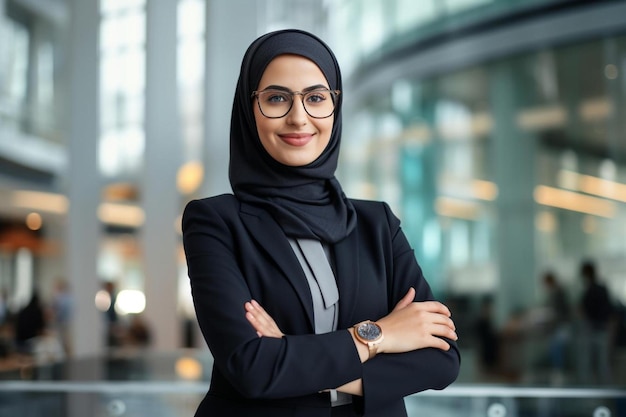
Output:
top-left (0, 380), bottom-right (624, 417)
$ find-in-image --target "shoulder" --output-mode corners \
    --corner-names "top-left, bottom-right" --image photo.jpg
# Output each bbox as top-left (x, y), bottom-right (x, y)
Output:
top-left (350, 198), bottom-right (387, 213)
top-left (349, 198), bottom-right (401, 230)
top-left (183, 194), bottom-right (239, 213)
top-left (182, 194), bottom-right (240, 225)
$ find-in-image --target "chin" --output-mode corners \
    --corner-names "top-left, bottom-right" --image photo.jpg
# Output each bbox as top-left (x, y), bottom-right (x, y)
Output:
top-left (275, 152), bottom-right (319, 167)
top-left (281, 159), bottom-right (313, 167)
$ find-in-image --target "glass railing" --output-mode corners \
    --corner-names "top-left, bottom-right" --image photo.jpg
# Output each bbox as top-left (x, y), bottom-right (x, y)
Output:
top-left (405, 386), bottom-right (626, 417)
top-left (2, 380), bottom-right (625, 416)
top-left (1, 349), bottom-right (625, 417)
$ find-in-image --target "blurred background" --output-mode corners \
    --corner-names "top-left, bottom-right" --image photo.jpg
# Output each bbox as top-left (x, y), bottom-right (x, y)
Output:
top-left (1, 0), bottom-right (626, 416)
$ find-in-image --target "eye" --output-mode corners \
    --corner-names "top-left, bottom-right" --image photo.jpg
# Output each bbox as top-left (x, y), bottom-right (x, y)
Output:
top-left (263, 91), bottom-right (290, 104)
top-left (305, 90), bottom-right (329, 105)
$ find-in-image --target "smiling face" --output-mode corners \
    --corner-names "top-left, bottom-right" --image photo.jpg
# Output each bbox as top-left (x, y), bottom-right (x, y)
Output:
top-left (253, 54), bottom-right (334, 167)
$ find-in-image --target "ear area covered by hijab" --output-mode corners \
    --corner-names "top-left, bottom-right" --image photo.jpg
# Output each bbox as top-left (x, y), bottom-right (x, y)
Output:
top-left (229, 29), bottom-right (356, 244)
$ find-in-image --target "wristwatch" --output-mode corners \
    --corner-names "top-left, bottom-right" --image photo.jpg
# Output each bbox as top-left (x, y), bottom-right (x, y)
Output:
top-left (353, 321), bottom-right (384, 359)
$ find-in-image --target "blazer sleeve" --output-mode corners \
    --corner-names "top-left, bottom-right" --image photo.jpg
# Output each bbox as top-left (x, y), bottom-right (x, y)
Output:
top-left (357, 202), bottom-right (461, 414)
top-left (182, 198), bottom-right (362, 399)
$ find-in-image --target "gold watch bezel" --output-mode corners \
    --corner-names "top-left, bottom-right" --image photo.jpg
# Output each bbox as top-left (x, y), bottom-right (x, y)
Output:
top-left (353, 321), bottom-right (384, 358)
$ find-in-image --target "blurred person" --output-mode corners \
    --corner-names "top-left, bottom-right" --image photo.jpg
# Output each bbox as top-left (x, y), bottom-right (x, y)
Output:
top-left (0, 319), bottom-right (13, 360)
top-left (0, 289), bottom-right (10, 360)
top-left (615, 301), bottom-right (626, 348)
top-left (102, 281), bottom-right (122, 348)
top-left (474, 295), bottom-right (500, 379)
top-left (0, 289), bottom-right (7, 326)
top-left (577, 259), bottom-right (614, 385)
top-left (14, 292), bottom-right (46, 355)
top-left (541, 270), bottom-right (571, 384)
top-left (31, 326), bottom-right (66, 366)
top-left (51, 278), bottom-right (73, 356)
top-left (125, 314), bottom-right (152, 347)
top-left (182, 29), bottom-right (460, 416)
top-left (499, 307), bottom-right (528, 383)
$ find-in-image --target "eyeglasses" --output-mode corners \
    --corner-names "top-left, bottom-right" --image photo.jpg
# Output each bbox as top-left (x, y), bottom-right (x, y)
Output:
top-left (251, 88), bottom-right (341, 119)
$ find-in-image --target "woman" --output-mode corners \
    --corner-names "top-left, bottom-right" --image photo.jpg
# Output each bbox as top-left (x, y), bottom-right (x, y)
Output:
top-left (182, 29), bottom-right (460, 417)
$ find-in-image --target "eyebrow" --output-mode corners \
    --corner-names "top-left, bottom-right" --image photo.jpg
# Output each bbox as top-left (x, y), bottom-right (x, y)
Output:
top-left (262, 84), bottom-right (329, 92)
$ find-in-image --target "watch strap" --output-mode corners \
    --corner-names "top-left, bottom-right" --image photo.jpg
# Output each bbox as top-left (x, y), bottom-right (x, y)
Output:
top-left (366, 341), bottom-right (379, 359)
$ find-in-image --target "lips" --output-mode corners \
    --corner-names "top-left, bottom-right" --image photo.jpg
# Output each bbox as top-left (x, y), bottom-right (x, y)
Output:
top-left (278, 133), bottom-right (314, 147)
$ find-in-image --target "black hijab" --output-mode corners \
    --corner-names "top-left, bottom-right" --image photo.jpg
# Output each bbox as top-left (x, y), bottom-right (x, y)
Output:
top-left (229, 29), bottom-right (356, 243)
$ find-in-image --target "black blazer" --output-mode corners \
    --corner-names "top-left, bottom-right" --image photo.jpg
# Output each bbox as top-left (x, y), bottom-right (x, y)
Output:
top-left (182, 195), bottom-right (460, 417)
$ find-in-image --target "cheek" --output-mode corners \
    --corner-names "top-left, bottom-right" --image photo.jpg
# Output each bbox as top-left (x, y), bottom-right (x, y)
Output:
top-left (253, 105), bottom-right (263, 131)
top-left (254, 110), bottom-right (280, 155)
top-left (253, 108), bottom-right (270, 138)
top-left (318, 118), bottom-right (334, 144)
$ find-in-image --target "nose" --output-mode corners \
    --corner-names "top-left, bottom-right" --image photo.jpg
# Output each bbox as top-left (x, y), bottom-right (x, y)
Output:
top-left (285, 95), bottom-right (308, 126)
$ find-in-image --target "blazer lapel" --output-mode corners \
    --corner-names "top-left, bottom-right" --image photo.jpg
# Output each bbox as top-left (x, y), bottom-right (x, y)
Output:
top-left (239, 203), bottom-right (315, 330)
top-left (333, 228), bottom-right (360, 328)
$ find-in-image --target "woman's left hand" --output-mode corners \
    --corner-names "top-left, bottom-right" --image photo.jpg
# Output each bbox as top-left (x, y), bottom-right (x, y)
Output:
top-left (245, 299), bottom-right (284, 338)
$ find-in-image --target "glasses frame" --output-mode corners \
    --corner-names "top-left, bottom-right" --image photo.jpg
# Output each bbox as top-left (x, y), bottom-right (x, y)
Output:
top-left (251, 88), bottom-right (341, 119)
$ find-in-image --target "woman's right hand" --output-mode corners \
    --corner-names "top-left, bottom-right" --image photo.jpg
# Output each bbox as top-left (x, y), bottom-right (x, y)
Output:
top-left (376, 288), bottom-right (458, 354)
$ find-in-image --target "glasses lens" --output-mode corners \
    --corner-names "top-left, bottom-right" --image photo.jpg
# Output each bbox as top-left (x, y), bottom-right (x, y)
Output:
top-left (256, 89), bottom-right (338, 118)
top-left (303, 89), bottom-right (336, 118)
top-left (256, 90), bottom-right (292, 118)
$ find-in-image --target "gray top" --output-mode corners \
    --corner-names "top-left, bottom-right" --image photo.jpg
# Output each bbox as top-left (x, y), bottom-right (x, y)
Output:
top-left (288, 238), bottom-right (339, 334)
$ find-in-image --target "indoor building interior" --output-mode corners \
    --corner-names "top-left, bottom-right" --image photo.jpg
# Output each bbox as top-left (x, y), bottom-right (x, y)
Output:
top-left (1, 0), bottom-right (626, 416)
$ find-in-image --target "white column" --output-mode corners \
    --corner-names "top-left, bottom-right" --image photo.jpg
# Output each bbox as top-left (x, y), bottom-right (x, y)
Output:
top-left (142, 0), bottom-right (181, 351)
top-left (490, 62), bottom-right (537, 327)
top-left (66, 0), bottom-right (103, 359)
top-left (201, 0), bottom-right (260, 196)
top-left (65, 0), bottom-right (105, 413)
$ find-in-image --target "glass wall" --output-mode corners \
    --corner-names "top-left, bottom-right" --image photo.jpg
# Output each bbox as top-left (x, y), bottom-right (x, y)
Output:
top-left (331, 0), bottom-right (569, 75)
top-left (341, 34), bottom-right (626, 296)
top-left (0, 0), bottom-right (69, 334)
top-left (337, 11), bottom-right (626, 385)
top-left (99, 0), bottom-right (146, 179)
top-left (0, 0), bottom-right (66, 143)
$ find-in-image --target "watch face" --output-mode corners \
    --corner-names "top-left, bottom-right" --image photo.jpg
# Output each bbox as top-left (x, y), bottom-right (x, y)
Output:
top-left (356, 322), bottom-right (382, 341)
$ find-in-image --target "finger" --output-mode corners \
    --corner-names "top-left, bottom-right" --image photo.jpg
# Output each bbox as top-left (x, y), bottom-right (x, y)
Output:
top-left (411, 301), bottom-right (452, 316)
top-left (246, 300), bottom-right (285, 338)
top-left (430, 323), bottom-right (458, 341)
top-left (247, 300), bottom-right (272, 323)
top-left (245, 310), bottom-right (263, 328)
top-left (245, 301), bottom-right (254, 313)
top-left (245, 303), bottom-right (271, 328)
top-left (253, 308), bottom-right (277, 328)
top-left (245, 311), bottom-right (263, 334)
top-left (428, 336), bottom-right (451, 351)
top-left (251, 300), bottom-right (277, 321)
top-left (393, 287), bottom-right (415, 312)
top-left (249, 299), bottom-right (267, 316)
top-left (429, 314), bottom-right (456, 331)
top-left (246, 311), bottom-right (275, 336)
top-left (251, 299), bottom-right (266, 313)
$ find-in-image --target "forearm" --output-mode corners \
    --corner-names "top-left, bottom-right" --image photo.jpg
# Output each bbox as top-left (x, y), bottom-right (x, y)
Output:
top-left (332, 327), bottom-right (369, 396)
top-left (338, 327), bottom-right (459, 398)
top-left (359, 343), bottom-right (460, 413)
top-left (336, 378), bottom-right (363, 395)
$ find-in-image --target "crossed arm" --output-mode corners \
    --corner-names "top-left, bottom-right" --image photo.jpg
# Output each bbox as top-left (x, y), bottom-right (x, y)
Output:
top-left (244, 286), bottom-right (458, 396)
